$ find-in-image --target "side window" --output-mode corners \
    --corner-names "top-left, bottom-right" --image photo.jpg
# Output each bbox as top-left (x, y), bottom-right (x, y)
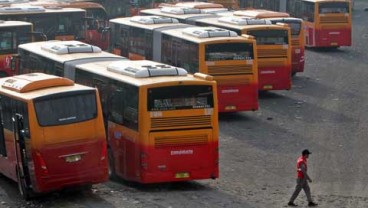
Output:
top-left (302, 2), bottom-right (315, 22)
top-left (0, 96), bottom-right (6, 156)
top-left (109, 82), bottom-right (138, 131)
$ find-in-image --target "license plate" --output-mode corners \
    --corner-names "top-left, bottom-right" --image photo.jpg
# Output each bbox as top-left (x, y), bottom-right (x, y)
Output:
top-left (331, 42), bottom-right (337, 46)
top-left (65, 155), bottom-right (82, 163)
top-left (225, 105), bottom-right (236, 111)
top-left (263, 85), bottom-right (273, 90)
top-left (175, 172), bottom-right (190, 179)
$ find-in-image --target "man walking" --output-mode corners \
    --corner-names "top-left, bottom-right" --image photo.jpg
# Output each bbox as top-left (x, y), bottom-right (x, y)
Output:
top-left (288, 149), bottom-right (318, 207)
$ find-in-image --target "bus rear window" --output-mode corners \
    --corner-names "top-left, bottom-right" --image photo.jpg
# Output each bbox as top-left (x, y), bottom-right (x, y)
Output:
top-left (148, 85), bottom-right (214, 111)
top-left (319, 2), bottom-right (349, 14)
top-left (247, 30), bottom-right (288, 45)
top-left (205, 42), bottom-right (254, 61)
top-left (34, 90), bottom-right (97, 126)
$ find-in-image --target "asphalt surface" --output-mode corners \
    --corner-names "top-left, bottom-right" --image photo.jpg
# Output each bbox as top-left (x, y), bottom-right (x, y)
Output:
top-left (1, 1), bottom-right (368, 207)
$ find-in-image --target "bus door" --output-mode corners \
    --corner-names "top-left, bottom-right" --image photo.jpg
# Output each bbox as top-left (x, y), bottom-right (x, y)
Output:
top-left (13, 113), bottom-right (32, 199)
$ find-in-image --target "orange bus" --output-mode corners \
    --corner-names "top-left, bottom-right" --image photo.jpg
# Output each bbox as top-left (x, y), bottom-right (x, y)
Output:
top-left (239, 0), bottom-right (352, 48)
top-left (0, 20), bottom-right (32, 77)
top-left (109, 16), bottom-right (259, 112)
top-left (23, 0), bottom-right (110, 50)
top-left (16, 40), bottom-right (219, 184)
top-left (0, 5), bottom-right (86, 41)
top-left (195, 16), bottom-right (292, 91)
top-left (234, 9), bottom-right (305, 75)
top-left (0, 73), bottom-right (108, 199)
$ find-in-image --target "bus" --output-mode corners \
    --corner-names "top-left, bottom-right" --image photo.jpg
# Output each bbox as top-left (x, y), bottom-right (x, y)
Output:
top-left (0, 73), bottom-right (108, 199)
top-left (239, 0), bottom-right (352, 48)
top-left (16, 40), bottom-right (219, 184)
top-left (22, 0), bottom-right (110, 50)
top-left (109, 16), bottom-right (259, 112)
top-left (0, 20), bottom-right (32, 77)
top-left (0, 5), bottom-right (86, 41)
top-left (234, 9), bottom-right (305, 75)
top-left (195, 16), bottom-right (292, 91)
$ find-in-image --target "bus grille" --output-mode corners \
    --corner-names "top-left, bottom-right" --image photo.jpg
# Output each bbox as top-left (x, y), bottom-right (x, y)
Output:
top-left (320, 16), bottom-right (348, 24)
top-left (258, 49), bottom-right (288, 58)
top-left (291, 39), bottom-right (300, 46)
top-left (207, 65), bottom-right (253, 75)
top-left (155, 134), bottom-right (208, 148)
top-left (151, 115), bottom-right (212, 129)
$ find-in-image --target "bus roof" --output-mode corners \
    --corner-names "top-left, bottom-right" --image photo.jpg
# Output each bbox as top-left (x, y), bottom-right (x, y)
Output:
top-left (140, 8), bottom-right (215, 20)
top-left (19, 41), bottom-right (123, 64)
top-left (161, 26), bottom-right (250, 43)
top-left (195, 17), bottom-right (289, 31)
top-left (0, 73), bottom-right (94, 100)
top-left (76, 60), bottom-right (214, 87)
top-left (110, 17), bottom-right (187, 31)
top-left (159, 2), bottom-right (224, 9)
top-left (24, 1), bottom-right (105, 10)
top-left (301, 0), bottom-right (350, 3)
top-left (0, 6), bottom-right (85, 15)
top-left (266, 17), bottom-right (303, 24)
top-left (0, 20), bottom-right (31, 27)
top-left (234, 9), bottom-right (290, 18)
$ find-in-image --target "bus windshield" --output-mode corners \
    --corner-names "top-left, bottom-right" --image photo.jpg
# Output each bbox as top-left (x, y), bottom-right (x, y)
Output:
top-left (319, 2), bottom-right (349, 14)
top-left (34, 90), bottom-right (97, 126)
top-left (0, 27), bottom-right (31, 55)
top-left (205, 42), bottom-right (254, 61)
top-left (246, 30), bottom-right (288, 45)
top-left (148, 85), bottom-right (214, 111)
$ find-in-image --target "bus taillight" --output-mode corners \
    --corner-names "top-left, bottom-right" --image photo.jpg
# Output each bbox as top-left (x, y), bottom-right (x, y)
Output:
top-left (35, 151), bottom-right (48, 175)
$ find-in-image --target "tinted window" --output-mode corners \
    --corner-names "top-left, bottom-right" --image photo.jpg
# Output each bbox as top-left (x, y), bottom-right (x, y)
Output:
top-left (247, 29), bottom-right (289, 45)
top-left (34, 90), bottom-right (97, 126)
top-left (302, 1), bottom-right (315, 22)
top-left (205, 42), bottom-right (254, 61)
top-left (319, 2), bottom-right (349, 14)
top-left (270, 20), bottom-right (301, 36)
top-left (148, 85), bottom-right (214, 111)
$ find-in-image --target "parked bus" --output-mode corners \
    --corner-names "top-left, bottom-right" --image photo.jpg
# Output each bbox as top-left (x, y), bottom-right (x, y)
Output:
top-left (22, 0), bottom-right (110, 50)
top-left (16, 40), bottom-right (219, 183)
top-left (195, 16), bottom-right (292, 91)
top-left (0, 20), bottom-right (32, 77)
top-left (239, 0), bottom-right (352, 48)
top-left (109, 16), bottom-right (259, 112)
top-left (0, 73), bottom-right (108, 199)
top-left (234, 9), bottom-right (304, 75)
top-left (0, 5), bottom-right (86, 41)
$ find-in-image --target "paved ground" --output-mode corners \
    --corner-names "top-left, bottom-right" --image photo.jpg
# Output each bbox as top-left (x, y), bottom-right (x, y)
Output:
top-left (1, 1), bottom-right (368, 207)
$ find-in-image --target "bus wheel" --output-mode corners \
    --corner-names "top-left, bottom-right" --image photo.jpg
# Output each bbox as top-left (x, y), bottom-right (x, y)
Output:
top-left (108, 148), bottom-right (117, 180)
top-left (16, 168), bottom-right (31, 200)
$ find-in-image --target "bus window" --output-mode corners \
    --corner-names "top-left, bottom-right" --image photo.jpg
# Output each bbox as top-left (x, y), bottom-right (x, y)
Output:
top-left (247, 30), bottom-right (289, 45)
top-left (302, 1), bottom-right (315, 22)
top-left (205, 42), bottom-right (254, 61)
top-left (34, 91), bottom-right (97, 126)
top-left (319, 2), bottom-right (349, 14)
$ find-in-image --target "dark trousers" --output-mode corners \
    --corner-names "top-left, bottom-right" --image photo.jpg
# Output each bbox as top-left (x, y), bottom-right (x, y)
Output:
top-left (289, 178), bottom-right (312, 203)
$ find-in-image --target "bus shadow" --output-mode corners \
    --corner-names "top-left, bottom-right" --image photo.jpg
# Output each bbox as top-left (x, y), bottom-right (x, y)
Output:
top-left (109, 177), bottom-right (209, 192)
top-left (306, 47), bottom-right (344, 53)
top-left (219, 111), bottom-right (258, 122)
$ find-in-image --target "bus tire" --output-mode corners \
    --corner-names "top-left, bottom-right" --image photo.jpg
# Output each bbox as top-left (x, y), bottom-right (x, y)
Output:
top-left (108, 148), bottom-right (117, 180)
top-left (16, 168), bottom-right (31, 200)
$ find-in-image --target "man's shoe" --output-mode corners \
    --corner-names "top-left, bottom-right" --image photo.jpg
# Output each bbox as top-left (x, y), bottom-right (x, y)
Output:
top-left (308, 202), bottom-right (318, 207)
top-left (287, 202), bottom-right (298, 207)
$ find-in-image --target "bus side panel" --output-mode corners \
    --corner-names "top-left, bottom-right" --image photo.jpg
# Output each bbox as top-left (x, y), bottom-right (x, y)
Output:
top-left (108, 122), bottom-right (139, 182)
top-left (258, 65), bottom-right (292, 91)
top-left (0, 55), bottom-right (13, 77)
top-left (291, 47), bottom-right (305, 73)
top-left (0, 131), bottom-right (18, 182)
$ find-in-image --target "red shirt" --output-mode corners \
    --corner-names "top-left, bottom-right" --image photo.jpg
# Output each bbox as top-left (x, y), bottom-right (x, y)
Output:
top-left (296, 156), bottom-right (307, 179)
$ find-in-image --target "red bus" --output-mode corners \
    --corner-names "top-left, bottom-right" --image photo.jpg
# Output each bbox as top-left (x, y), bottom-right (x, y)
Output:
top-left (109, 16), bottom-right (259, 112)
top-left (234, 9), bottom-right (305, 75)
top-left (0, 73), bottom-right (108, 199)
top-left (0, 20), bottom-right (32, 77)
top-left (195, 16), bottom-right (292, 91)
top-left (16, 40), bottom-right (219, 183)
top-left (239, 0), bottom-right (352, 48)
